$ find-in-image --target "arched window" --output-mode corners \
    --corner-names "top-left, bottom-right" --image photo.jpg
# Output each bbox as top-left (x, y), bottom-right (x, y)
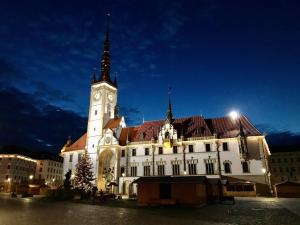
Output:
top-left (224, 162), bottom-right (231, 174)
top-left (165, 131), bottom-right (170, 139)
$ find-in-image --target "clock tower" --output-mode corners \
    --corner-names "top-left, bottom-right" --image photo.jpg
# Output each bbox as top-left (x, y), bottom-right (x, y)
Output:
top-left (86, 15), bottom-right (118, 159)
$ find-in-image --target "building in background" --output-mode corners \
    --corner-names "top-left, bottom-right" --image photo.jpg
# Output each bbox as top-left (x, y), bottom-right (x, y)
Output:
top-left (35, 155), bottom-right (64, 187)
top-left (60, 19), bottom-right (272, 197)
top-left (0, 147), bottom-right (63, 192)
top-left (269, 151), bottom-right (300, 183)
top-left (0, 154), bottom-right (36, 192)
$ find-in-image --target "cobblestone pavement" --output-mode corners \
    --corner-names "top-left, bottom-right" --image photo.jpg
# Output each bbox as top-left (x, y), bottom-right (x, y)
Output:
top-left (0, 196), bottom-right (299, 225)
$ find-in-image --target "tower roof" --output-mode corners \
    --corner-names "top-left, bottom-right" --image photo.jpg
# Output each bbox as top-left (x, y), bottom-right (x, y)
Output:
top-left (165, 89), bottom-right (174, 124)
top-left (99, 13), bottom-right (112, 84)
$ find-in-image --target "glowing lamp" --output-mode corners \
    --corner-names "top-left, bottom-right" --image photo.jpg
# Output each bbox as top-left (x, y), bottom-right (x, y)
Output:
top-left (229, 110), bottom-right (239, 120)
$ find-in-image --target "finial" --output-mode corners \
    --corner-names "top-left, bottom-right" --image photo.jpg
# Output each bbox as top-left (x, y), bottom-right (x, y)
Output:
top-left (165, 86), bottom-right (174, 124)
top-left (91, 68), bottom-right (97, 84)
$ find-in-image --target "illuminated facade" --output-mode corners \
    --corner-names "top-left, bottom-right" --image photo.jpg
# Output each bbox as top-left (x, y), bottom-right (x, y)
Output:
top-left (60, 21), bottom-right (272, 196)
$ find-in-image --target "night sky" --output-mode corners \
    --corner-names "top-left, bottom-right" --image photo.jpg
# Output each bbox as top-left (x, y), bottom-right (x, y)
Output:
top-left (1, 0), bottom-right (300, 152)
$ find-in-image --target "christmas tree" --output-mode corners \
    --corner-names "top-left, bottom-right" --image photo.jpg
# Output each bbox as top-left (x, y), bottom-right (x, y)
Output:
top-left (74, 152), bottom-right (95, 192)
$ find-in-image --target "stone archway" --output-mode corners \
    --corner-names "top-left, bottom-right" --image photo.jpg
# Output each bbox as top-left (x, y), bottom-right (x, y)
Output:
top-left (98, 149), bottom-right (116, 192)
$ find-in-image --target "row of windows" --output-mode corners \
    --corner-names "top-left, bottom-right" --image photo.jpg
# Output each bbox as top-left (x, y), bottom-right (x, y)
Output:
top-left (126, 162), bottom-right (249, 176)
top-left (122, 142), bottom-right (229, 157)
top-left (272, 167), bottom-right (300, 173)
top-left (69, 153), bottom-right (82, 163)
top-left (47, 167), bottom-right (62, 174)
top-left (5, 165), bottom-right (35, 172)
top-left (271, 157), bottom-right (300, 163)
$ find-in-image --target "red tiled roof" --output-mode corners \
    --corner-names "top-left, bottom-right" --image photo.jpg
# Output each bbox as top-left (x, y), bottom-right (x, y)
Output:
top-left (104, 118), bottom-right (122, 129)
top-left (63, 133), bottom-right (87, 152)
top-left (205, 115), bottom-right (261, 138)
top-left (65, 115), bottom-right (261, 148)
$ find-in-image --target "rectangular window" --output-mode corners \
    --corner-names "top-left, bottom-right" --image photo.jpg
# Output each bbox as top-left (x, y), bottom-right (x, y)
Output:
top-left (223, 142), bottom-right (228, 151)
top-left (7, 165), bottom-right (10, 169)
top-left (188, 145), bottom-right (194, 153)
top-left (145, 148), bottom-right (149, 156)
top-left (173, 146), bottom-right (178, 154)
top-left (132, 149), bottom-right (136, 156)
top-left (188, 163), bottom-right (197, 175)
top-left (130, 166), bottom-right (137, 176)
top-left (205, 144), bottom-right (211, 152)
top-left (205, 162), bottom-right (214, 174)
top-left (121, 149), bottom-right (125, 157)
top-left (78, 153), bottom-right (82, 162)
top-left (69, 154), bottom-right (73, 162)
top-left (144, 166), bottom-right (151, 176)
top-left (242, 162), bottom-right (250, 173)
top-left (172, 164), bottom-right (180, 175)
top-left (39, 167), bottom-right (42, 172)
top-left (158, 147), bottom-right (163, 155)
top-left (157, 165), bottom-right (165, 176)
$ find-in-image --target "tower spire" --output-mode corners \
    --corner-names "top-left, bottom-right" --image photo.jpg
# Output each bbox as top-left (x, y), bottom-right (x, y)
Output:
top-left (165, 87), bottom-right (174, 124)
top-left (91, 68), bottom-right (97, 84)
top-left (100, 13), bottom-right (112, 83)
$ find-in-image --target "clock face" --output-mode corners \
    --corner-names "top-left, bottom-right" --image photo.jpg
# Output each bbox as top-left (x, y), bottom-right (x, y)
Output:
top-left (93, 92), bottom-right (101, 101)
top-left (108, 94), bottom-right (113, 102)
top-left (105, 137), bottom-right (111, 144)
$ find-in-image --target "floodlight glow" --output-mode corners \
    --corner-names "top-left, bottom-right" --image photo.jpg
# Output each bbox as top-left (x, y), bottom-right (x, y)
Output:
top-left (261, 168), bottom-right (266, 173)
top-left (229, 110), bottom-right (239, 120)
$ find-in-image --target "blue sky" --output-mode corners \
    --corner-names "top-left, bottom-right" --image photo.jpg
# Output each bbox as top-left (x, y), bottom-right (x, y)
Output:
top-left (1, 0), bottom-right (300, 151)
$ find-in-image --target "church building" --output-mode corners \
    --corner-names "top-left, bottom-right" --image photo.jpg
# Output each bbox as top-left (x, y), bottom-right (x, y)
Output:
top-left (60, 20), bottom-right (272, 197)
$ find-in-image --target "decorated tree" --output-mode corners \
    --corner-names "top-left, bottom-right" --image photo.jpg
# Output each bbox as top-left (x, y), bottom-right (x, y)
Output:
top-left (74, 152), bottom-right (95, 193)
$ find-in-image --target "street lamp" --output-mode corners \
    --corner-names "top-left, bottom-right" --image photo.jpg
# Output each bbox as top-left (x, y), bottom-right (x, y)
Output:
top-left (29, 175), bottom-right (34, 180)
top-left (261, 168), bottom-right (266, 174)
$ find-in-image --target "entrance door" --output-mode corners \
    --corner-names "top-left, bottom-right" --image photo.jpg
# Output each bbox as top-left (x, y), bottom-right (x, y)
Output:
top-left (160, 183), bottom-right (171, 199)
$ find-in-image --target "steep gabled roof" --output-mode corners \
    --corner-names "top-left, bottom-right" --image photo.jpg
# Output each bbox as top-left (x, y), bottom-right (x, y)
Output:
top-left (104, 117), bottom-right (122, 129)
top-left (63, 133), bottom-right (87, 152)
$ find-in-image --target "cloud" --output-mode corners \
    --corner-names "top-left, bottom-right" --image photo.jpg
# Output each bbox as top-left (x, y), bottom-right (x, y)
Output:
top-left (256, 124), bottom-right (300, 152)
top-left (0, 85), bottom-right (87, 153)
top-left (0, 58), bottom-right (74, 104)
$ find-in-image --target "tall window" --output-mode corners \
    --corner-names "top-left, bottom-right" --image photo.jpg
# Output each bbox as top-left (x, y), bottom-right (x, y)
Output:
top-left (172, 164), bottom-right (180, 175)
top-left (188, 163), bottom-right (197, 175)
top-left (157, 165), bottom-right (165, 176)
top-left (130, 166), bottom-right (137, 176)
top-left (144, 166), bottom-right (151, 176)
top-left (69, 154), bottom-right (73, 162)
top-left (158, 147), bottom-right (163, 155)
top-left (173, 146), bottom-right (178, 154)
top-left (120, 167), bottom-right (125, 175)
top-left (205, 162), bottom-right (214, 174)
top-left (188, 145), bottom-right (194, 153)
top-left (121, 149), bottom-right (125, 157)
top-left (145, 148), bottom-right (149, 156)
top-left (242, 162), bottom-right (250, 173)
top-left (205, 144), bottom-right (211, 152)
top-left (224, 162), bottom-right (231, 173)
top-left (223, 142), bottom-right (228, 151)
top-left (78, 153), bottom-right (82, 161)
top-left (132, 149), bottom-right (136, 156)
